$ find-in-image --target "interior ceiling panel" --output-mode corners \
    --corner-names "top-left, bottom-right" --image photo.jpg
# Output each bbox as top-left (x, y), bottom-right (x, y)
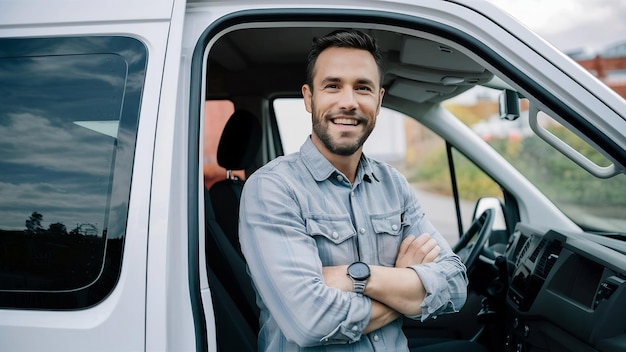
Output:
top-left (207, 25), bottom-right (491, 104)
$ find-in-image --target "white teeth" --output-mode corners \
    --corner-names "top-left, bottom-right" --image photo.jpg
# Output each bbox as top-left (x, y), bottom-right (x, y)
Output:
top-left (333, 118), bottom-right (358, 125)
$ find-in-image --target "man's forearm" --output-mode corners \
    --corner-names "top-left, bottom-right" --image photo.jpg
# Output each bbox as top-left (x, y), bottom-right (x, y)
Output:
top-left (322, 265), bottom-right (401, 332)
top-left (363, 300), bottom-right (400, 334)
top-left (364, 265), bottom-right (425, 316)
top-left (322, 265), bottom-right (425, 316)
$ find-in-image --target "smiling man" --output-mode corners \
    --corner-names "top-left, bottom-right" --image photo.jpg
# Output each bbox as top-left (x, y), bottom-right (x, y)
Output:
top-left (239, 30), bottom-right (475, 352)
top-left (305, 45), bottom-right (380, 162)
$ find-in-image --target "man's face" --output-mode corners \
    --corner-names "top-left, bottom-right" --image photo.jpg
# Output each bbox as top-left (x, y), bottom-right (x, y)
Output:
top-left (303, 47), bottom-right (384, 156)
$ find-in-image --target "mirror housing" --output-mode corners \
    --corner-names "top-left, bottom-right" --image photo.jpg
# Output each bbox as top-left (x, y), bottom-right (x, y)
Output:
top-left (499, 89), bottom-right (520, 121)
top-left (472, 197), bottom-right (507, 231)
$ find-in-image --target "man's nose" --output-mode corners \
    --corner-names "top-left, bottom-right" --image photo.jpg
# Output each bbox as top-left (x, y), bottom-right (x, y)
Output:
top-left (337, 88), bottom-right (358, 110)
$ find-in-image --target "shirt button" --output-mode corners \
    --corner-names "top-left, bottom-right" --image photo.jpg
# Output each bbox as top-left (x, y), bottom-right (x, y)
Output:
top-left (351, 191), bottom-right (355, 197)
top-left (391, 224), bottom-right (398, 231)
top-left (336, 175), bottom-right (343, 182)
top-left (373, 334), bottom-right (380, 342)
top-left (359, 228), bottom-right (366, 234)
top-left (332, 231), bottom-right (339, 239)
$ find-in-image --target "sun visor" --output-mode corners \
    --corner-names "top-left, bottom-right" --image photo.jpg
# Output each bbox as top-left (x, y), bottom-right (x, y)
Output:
top-left (388, 78), bottom-right (457, 103)
top-left (400, 37), bottom-right (484, 73)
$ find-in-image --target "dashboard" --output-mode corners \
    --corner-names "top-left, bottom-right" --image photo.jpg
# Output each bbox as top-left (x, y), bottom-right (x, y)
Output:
top-left (503, 223), bottom-right (626, 351)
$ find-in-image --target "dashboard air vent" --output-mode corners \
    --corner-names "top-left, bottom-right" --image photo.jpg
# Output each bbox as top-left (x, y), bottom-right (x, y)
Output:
top-left (529, 238), bottom-right (547, 262)
top-left (515, 237), bottom-right (531, 267)
top-left (536, 241), bottom-right (562, 279)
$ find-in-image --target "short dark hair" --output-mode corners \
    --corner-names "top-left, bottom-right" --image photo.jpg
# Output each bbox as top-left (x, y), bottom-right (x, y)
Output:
top-left (305, 29), bottom-right (385, 89)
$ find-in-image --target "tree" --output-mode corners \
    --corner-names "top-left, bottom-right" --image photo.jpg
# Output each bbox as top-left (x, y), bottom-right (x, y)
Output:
top-left (25, 211), bottom-right (44, 235)
top-left (48, 222), bottom-right (68, 236)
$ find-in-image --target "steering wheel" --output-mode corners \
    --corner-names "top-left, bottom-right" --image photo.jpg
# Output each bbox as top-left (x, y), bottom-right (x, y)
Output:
top-left (452, 208), bottom-right (495, 271)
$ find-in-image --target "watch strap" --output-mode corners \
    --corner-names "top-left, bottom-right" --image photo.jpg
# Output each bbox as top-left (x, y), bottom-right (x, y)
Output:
top-left (353, 280), bottom-right (366, 294)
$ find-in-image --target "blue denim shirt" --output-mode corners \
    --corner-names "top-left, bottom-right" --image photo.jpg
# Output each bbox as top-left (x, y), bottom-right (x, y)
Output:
top-left (239, 137), bottom-right (468, 351)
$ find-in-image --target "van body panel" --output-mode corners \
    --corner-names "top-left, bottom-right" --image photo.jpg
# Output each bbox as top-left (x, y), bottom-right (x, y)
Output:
top-left (0, 0), bottom-right (174, 27)
top-left (145, 0), bottom-right (202, 350)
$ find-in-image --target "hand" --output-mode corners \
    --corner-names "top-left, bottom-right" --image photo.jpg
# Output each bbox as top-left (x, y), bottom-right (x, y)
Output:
top-left (395, 233), bottom-right (440, 268)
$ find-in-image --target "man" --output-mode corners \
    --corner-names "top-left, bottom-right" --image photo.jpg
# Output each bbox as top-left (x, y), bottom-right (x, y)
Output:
top-left (239, 30), bottom-right (470, 351)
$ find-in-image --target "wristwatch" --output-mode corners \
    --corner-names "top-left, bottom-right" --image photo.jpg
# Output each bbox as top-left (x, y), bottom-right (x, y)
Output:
top-left (347, 261), bottom-right (370, 294)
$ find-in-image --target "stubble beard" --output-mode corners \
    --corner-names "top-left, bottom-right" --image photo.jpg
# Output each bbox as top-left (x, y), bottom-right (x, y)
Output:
top-left (311, 99), bottom-right (374, 156)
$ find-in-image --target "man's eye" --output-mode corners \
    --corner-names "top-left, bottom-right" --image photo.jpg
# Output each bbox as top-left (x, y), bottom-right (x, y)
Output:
top-left (357, 86), bottom-right (372, 91)
top-left (326, 84), bottom-right (338, 89)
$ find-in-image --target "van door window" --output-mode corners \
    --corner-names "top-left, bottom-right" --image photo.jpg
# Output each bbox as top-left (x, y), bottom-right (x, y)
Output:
top-left (0, 36), bottom-right (147, 309)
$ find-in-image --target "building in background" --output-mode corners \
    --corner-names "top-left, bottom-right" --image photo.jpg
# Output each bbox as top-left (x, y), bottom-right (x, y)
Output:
top-left (570, 40), bottom-right (626, 98)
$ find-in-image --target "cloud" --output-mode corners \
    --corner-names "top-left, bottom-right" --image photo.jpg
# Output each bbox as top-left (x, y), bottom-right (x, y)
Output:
top-left (0, 181), bottom-right (107, 231)
top-left (0, 112), bottom-right (115, 231)
top-left (0, 112), bottom-right (115, 176)
top-left (488, 0), bottom-right (626, 52)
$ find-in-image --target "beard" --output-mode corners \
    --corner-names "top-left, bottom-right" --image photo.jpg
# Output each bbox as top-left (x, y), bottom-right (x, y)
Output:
top-left (311, 100), bottom-right (375, 156)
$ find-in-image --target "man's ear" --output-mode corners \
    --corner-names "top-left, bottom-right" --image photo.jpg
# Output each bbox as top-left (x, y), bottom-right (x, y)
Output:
top-left (302, 84), bottom-right (312, 113)
top-left (376, 88), bottom-right (385, 115)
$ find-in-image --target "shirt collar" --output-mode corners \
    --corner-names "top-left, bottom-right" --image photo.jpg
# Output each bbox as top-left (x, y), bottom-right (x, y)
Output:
top-left (300, 136), bottom-right (371, 184)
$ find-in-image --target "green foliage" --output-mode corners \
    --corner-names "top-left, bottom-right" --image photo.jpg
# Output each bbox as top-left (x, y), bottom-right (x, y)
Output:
top-left (495, 130), bottom-right (626, 211)
top-left (408, 146), bottom-right (501, 200)
top-left (408, 144), bottom-right (446, 189)
top-left (409, 125), bottom-right (626, 216)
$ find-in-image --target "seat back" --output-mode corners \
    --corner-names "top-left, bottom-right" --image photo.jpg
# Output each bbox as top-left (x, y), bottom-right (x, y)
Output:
top-left (205, 109), bottom-right (262, 350)
top-left (212, 108), bottom-right (262, 247)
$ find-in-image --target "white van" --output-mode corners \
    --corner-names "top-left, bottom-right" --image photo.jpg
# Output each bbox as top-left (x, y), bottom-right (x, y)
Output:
top-left (1, 1), bottom-right (625, 351)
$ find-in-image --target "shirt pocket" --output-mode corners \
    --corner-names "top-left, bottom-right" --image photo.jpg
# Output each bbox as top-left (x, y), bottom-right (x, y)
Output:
top-left (306, 215), bottom-right (356, 266)
top-left (371, 210), bottom-right (407, 267)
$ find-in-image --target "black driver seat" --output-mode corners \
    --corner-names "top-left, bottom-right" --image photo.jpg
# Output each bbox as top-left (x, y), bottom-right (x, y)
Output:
top-left (205, 109), bottom-right (262, 351)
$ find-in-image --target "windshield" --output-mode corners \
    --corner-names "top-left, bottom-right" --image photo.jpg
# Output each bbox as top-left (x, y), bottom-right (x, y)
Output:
top-left (447, 86), bottom-right (626, 234)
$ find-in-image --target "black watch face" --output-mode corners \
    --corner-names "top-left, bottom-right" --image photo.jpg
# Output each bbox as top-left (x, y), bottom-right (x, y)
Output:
top-left (349, 262), bottom-right (370, 280)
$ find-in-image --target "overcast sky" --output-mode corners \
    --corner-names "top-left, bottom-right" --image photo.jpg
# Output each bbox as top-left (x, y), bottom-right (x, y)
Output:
top-left (487, 0), bottom-right (626, 54)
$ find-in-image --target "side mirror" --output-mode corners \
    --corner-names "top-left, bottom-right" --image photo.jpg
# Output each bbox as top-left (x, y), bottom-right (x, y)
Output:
top-left (472, 197), bottom-right (507, 231)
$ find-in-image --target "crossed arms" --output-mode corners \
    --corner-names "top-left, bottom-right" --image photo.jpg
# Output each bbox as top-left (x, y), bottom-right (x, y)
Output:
top-left (322, 233), bottom-right (441, 333)
top-left (239, 170), bottom-right (468, 347)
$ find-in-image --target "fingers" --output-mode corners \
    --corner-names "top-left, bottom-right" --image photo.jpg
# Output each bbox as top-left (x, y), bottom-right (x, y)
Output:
top-left (398, 234), bottom-right (416, 256)
top-left (396, 233), bottom-right (440, 267)
top-left (418, 234), bottom-right (439, 260)
top-left (422, 238), bottom-right (441, 263)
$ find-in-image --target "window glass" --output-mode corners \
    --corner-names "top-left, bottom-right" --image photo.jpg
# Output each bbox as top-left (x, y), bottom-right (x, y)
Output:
top-left (0, 36), bottom-right (146, 309)
top-left (274, 98), bottom-right (308, 155)
top-left (402, 118), bottom-right (503, 242)
top-left (450, 149), bottom-right (503, 220)
top-left (450, 86), bottom-right (626, 233)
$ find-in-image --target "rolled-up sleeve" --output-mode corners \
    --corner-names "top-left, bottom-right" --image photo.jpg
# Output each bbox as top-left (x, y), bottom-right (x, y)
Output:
top-left (398, 173), bottom-right (468, 322)
top-left (319, 295), bottom-right (372, 344)
top-left (409, 258), bottom-right (467, 321)
top-left (239, 172), bottom-right (372, 347)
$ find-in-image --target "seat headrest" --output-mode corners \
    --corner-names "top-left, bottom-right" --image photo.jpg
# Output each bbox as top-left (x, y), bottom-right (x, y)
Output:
top-left (217, 109), bottom-right (262, 171)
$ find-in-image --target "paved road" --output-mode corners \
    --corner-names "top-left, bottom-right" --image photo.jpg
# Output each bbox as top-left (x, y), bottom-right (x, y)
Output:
top-left (410, 185), bottom-right (475, 245)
